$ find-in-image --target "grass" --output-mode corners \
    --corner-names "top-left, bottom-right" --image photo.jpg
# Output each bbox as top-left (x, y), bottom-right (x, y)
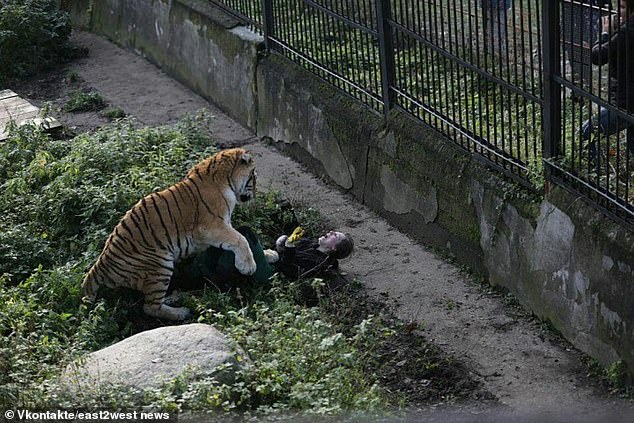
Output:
top-left (101, 106), bottom-right (126, 120)
top-left (583, 358), bottom-right (634, 399)
top-left (63, 90), bottom-right (107, 112)
top-left (0, 113), bottom-right (484, 417)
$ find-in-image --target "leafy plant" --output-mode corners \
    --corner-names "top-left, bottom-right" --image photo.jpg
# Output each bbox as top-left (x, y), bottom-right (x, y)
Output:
top-left (66, 69), bottom-right (80, 83)
top-left (141, 278), bottom-right (390, 415)
top-left (0, 0), bottom-right (82, 82)
top-left (63, 90), bottom-right (107, 112)
top-left (101, 106), bottom-right (126, 120)
top-left (0, 113), bottom-right (392, 415)
top-left (0, 112), bottom-right (217, 281)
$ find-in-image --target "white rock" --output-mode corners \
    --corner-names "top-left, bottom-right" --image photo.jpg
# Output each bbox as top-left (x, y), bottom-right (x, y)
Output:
top-left (63, 323), bottom-right (247, 391)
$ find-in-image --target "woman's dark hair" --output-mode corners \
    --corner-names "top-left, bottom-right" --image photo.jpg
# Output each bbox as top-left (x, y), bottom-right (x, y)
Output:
top-left (331, 234), bottom-right (354, 260)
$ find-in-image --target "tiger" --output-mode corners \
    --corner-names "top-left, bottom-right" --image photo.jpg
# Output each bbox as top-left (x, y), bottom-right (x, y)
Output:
top-left (81, 148), bottom-right (257, 320)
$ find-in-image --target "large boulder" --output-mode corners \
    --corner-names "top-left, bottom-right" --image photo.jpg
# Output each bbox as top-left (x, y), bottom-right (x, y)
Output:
top-left (63, 323), bottom-right (247, 392)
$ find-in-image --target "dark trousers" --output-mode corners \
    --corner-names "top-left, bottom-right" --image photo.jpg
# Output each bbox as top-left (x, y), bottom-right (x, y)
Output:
top-left (581, 107), bottom-right (634, 157)
top-left (171, 226), bottom-right (275, 291)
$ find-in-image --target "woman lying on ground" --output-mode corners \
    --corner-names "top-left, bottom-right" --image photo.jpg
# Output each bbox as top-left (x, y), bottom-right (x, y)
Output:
top-left (170, 226), bottom-right (354, 299)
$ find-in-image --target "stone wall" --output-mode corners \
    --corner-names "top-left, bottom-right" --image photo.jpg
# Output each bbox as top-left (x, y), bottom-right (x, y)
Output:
top-left (63, 0), bottom-right (634, 374)
top-left (70, 0), bottom-right (262, 130)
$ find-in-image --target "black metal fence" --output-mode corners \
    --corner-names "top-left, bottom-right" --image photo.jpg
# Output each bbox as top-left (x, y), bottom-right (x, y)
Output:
top-left (545, 0), bottom-right (634, 224)
top-left (209, 0), bottom-right (634, 226)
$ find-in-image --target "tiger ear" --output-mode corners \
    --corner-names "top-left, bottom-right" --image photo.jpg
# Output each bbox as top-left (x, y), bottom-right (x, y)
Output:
top-left (241, 152), bottom-right (252, 164)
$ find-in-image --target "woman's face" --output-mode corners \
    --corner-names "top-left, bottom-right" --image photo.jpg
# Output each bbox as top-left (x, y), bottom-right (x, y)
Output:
top-left (621, 0), bottom-right (632, 17)
top-left (318, 231), bottom-right (347, 252)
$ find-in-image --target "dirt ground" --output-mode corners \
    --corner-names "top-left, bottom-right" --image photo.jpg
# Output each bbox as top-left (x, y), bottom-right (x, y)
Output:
top-left (7, 31), bottom-right (634, 420)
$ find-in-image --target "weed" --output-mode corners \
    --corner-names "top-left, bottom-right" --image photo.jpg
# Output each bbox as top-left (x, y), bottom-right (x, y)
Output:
top-left (0, 112), bottom-right (221, 409)
top-left (0, 113), bottom-right (217, 284)
top-left (503, 292), bottom-right (521, 308)
top-left (66, 70), bottom-right (80, 83)
top-left (150, 278), bottom-right (391, 415)
top-left (101, 106), bottom-right (126, 120)
top-left (607, 360), bottom-right (629, 390)
top-left (583, 357), bottom-right (634, 399)
top-left (446, 299), bottom-right (455, 311)
top-left (63, 90), bottom-right (107, 112)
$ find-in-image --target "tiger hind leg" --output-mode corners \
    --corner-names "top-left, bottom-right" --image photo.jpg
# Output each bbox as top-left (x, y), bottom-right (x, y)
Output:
top-left (142, 279), bottom-right (191, 321)
top-left (143, 301), bottom-right (191, 321)
top-left (81, 273), bottom-right (100, 304)
top-left (163, 290), bottom-right (182, 306)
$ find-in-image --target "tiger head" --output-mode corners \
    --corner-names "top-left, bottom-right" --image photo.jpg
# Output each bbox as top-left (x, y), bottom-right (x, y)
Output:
top-left (189, 148), bottom-right (256, 203)
top-left (233, 150), bottom-right (256, 203)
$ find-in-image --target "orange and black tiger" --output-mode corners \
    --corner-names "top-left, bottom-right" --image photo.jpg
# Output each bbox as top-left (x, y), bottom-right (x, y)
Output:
top-left (81, 148), bottom-right (257, 320)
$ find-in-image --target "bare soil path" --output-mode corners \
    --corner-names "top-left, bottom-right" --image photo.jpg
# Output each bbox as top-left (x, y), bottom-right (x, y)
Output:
top-left (9, 31), bottom-right (634, 420)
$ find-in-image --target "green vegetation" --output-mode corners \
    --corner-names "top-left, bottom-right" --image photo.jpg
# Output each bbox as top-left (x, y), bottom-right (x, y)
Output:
top-left (0, 113), bottom-right (218, 407)
top-left (0, 114), bottom-right (477, 416)
top-left (583, 358), bottom-right (634, 399)
top-left (148, 285), bottom-right (389, 414)
top-left (0, 0), bottom-right (82, 83)
top-left (66, 69), bottom-right (80, 83)
top-left (0, 113), bottom-right (216, 283)
top-left (101, 106), bottom-right (127, 120)
top-left (64, 90), bottom-right (107, 112)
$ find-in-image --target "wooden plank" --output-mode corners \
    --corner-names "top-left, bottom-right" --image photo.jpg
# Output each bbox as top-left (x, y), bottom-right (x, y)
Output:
top-left (0, 91), bottom-right (61, 142)
top-left (5, 110), bottom-right (41, 123)
top-left (0, 96), bottom-right (39, 127)
top-left (0, 96), bottom-right (31, 109)
top-left (21, 117), bottom-right (61, 130)
top-left (0, 97), bottom-right (25, 111)
top-left (3, 105), bottom-right (40, 118)
top-left (0, 103), bottom-right (40, 119)
top-left (0, 94), bottom-right (40, 129)
top-left (0, 89), bottom-right (18, 101)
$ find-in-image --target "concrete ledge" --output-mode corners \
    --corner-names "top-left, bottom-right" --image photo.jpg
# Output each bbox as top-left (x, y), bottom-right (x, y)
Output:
top-left (64, 0), bottom-right (634, 375)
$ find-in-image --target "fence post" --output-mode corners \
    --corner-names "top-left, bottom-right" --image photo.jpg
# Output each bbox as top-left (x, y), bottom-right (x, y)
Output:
top-left (542, 0), bottom-right (561, 166)
top-left (261, 0), bottom-right (274, 51)
top-left (376, 0), bottom-right (395, 116)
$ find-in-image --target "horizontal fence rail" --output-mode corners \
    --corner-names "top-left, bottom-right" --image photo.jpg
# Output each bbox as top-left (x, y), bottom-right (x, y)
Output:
top-left (208, 0), bottom-right (634, 226)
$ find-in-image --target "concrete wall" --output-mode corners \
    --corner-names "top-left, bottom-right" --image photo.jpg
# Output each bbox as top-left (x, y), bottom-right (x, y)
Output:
top-left (64, 0), bottom-right (634, 374)
top-left (68, 0), bottom-right (262, 130)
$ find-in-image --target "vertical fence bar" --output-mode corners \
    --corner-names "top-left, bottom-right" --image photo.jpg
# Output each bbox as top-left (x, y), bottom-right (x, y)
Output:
top-left (376, 0), bottom-right (395, 116)
top-left (542, 0), bottom-right (561, 167)
top-left (261, 0), bottom-right (274, 51)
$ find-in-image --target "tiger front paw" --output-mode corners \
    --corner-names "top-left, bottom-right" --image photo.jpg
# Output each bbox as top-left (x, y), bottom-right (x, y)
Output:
top-left (236, 251), bottom-right (257, 275)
